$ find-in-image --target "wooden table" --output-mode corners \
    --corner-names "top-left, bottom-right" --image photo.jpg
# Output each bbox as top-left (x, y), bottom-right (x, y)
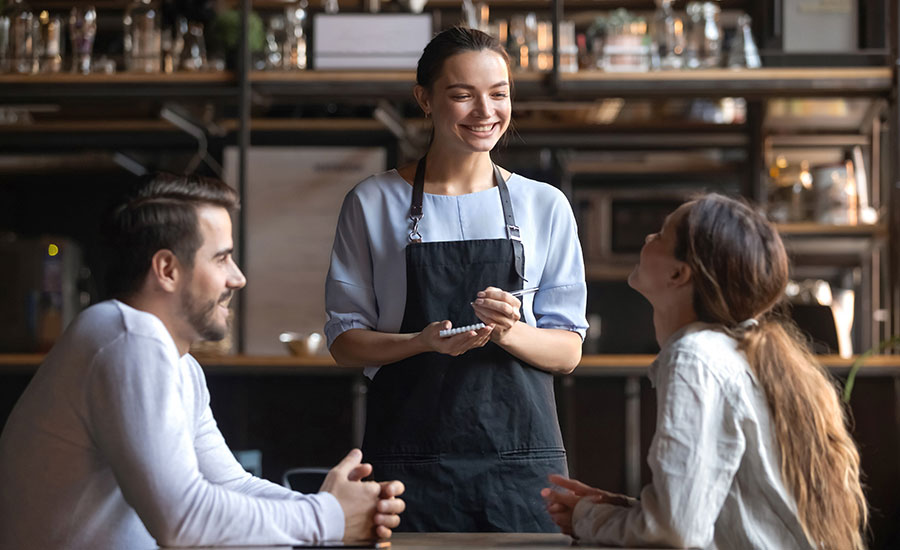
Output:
top-left (158, 532), bottom-right (664, 549)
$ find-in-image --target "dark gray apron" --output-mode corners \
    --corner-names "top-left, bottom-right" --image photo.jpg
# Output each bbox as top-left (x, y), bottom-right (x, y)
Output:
top-left (362, 157), bottom-right (568, 532)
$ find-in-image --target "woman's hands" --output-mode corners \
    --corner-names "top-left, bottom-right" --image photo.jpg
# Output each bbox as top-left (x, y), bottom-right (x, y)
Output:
top-left (541, 474), bottom-right (634, 536)
top-left (413, 285), bottom-right (520, 357)
top-left (414, 320), bottom-right (494, 357)
top-left (470, 286), bottom-right (521, 344)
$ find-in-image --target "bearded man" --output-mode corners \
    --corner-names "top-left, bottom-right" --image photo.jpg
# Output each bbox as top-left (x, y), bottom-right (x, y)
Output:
top-left (0, 174), bottom-right (404, 550)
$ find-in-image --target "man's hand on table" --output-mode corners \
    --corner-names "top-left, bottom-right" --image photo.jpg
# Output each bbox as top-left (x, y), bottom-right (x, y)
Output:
top-left (320, 449), bottom-right (406, 541)
top-left (541, 474), bottom-right (633, 536)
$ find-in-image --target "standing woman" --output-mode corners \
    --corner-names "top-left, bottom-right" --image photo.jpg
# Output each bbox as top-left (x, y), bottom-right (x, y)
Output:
top-left (325, 27), bottom-right (588, 532)
top-left (543, 194), bottom-right (867, 549)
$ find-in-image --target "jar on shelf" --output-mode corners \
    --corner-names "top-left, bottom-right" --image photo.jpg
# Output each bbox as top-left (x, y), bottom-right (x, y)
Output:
top-left (601, 9), bottom-right (650, 73)
top-left (558, 20), bottom-right (578, 73)
top-left (123, 0), bottom-right (162, 73)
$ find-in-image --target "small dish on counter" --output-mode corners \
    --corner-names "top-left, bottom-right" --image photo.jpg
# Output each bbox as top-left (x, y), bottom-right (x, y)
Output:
top-left (279, 332), bottom-right (326, 357)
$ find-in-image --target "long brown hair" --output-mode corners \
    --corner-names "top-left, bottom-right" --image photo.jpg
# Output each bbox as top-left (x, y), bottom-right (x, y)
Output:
top-left (674, 193), bottom-right (868, 549)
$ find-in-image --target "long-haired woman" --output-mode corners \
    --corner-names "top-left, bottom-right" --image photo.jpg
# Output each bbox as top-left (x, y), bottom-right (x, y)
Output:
top-left (542, 193), bottom-right (867, 549)
top-left (325, 27), bottom-right (588, 532)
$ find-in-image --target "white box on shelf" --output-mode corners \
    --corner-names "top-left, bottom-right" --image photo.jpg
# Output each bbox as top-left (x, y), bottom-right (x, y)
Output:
top-left (312, 14), bottom-right (433, 70)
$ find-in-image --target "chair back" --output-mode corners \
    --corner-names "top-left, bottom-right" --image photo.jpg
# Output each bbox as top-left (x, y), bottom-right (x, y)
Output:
top-left (282, 467), bottom-right (330, 493)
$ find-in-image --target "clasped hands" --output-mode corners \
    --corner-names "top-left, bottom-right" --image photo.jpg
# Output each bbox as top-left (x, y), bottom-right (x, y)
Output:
top-left (319, 449), bottom-right (406, 541)
top-left (417, 286), bottom-right (521, 356)
top-left (541, 474), bottom-right (635, 536)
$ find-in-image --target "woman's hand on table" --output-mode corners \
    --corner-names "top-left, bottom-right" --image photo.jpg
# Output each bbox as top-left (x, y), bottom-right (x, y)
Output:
top-left (471, 286), bottom-right (521, 344)
top-left (541, 474), bottom-right (634, 536)
top-left (416, 320), bottom-right (493, 356)
top-left (319, 449), bottom-right (406, 541)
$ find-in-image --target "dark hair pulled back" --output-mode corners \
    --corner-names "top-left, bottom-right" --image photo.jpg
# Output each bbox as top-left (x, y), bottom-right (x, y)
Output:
top-left (416, 26), bottom-right (512, 93)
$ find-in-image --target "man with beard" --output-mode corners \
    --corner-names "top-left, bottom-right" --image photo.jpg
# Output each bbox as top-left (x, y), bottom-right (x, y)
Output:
top-left (0, 174), bottom-right (405, 550)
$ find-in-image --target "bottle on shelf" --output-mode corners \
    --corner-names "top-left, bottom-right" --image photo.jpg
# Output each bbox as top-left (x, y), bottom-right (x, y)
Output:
top-left (684, 1), bottom-right (721, 69)
top-left (2, 0), bottom-right (37, 74)
top-left (651, 0), bottom-right (684, 70)
top-left (36, 10), bottom-right (62, 73)
top-left (123, 0), bottom-right (162, 73)
top-left (68, 5), bottom-right (97, 74)
top-left (727, 14), bottom-right (761, 69)
top-left (179, 22), bottom-right (207, 71)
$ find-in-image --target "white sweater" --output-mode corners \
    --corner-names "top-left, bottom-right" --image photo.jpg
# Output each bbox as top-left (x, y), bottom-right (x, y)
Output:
top-left (0, 300), bottom-right (344, 550)
top-left (572, 323), bottom-right (813, 549)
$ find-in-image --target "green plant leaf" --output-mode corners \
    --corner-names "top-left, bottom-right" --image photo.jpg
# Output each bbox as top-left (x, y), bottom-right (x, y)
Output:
top-left (842, 335), bottom-right (900, 403)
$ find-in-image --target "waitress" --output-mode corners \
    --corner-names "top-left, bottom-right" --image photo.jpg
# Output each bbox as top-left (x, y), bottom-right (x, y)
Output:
top-left (324, 26), bottom-right (588, 532)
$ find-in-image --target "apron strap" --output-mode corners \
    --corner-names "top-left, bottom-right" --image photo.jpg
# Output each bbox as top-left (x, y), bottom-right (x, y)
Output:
top-left (493, 163), bottom-right (527, 283)
top-left (410, 155), bottom-right (526, 282)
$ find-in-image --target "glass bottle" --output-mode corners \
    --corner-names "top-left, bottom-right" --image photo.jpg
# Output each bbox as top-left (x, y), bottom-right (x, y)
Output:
top-left (285, 1), bottom-right (308, 70)
top-left (727, 13), bottom-right (761, 69)
top-left (3, 0), bottom-right (37, 74)
top-left (179, 22), bottom-right (207, 71)
top-left (68, 6), bottom-right (96, 74)
top-left (123, 0), bottom-right (161, 73)
top-left (651, 0), bottom-right (683, 70)
top-left (700, 1), bottom-right (721, 68)
top-left (37, 10), bottom-right (63, 73)
top-left (0, 16), bottom-right (9, 73)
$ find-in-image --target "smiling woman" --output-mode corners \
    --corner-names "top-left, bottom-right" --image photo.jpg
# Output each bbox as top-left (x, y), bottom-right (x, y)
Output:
top-left (324, 27), bottom-right (589, 532)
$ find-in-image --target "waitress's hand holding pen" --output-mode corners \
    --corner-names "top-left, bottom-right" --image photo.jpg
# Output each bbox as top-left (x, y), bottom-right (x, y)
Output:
top-left (416, 320), bottom-right (493, 357)
top-left (471, 286), bottom-right (537, 344)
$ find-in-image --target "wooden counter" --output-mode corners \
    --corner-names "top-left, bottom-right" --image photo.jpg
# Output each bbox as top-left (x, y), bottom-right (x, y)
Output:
top-left (2, 353), bottom-right (899, 376)
top-left (158, 532), bottom-right (655, 549)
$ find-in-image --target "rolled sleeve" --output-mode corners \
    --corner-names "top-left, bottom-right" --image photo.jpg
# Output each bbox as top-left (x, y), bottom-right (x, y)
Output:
top-left (325, 188), bottom-right (379, 348)
top-left (325, 281), bottom-right (378, 348)
top-left (533, 282), bottom-right (588, 339)
top-left (531, 192), bottom-right (588, 339)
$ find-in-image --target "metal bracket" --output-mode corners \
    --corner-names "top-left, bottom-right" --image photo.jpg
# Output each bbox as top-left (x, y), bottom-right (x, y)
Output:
top-left (160, 103), bottom-right (225, 176)
top-left (373, 99), bottom-right (426, 160)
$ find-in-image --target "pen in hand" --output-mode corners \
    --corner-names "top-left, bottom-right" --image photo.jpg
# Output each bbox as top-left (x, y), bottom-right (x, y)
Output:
top-left (509, 287), bottom-right (539, 298)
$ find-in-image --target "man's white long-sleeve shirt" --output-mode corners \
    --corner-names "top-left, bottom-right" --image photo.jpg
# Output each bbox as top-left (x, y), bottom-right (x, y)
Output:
top-left (572, 323), bottom-right (814, 549)
top-left (0, 300), bottom-right (344, 550)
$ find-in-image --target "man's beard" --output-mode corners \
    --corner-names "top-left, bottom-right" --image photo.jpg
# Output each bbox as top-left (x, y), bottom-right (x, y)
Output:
top-left (182, 288), bottom-right (232, 342)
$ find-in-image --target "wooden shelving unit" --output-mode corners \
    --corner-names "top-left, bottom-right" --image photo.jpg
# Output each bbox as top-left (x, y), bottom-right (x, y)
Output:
top-left (1, 67), bottom-right (891, 102)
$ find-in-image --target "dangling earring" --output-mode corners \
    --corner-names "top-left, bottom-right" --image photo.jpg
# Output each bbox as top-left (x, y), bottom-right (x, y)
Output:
top-left (424, 111), bottom-right (430, 119)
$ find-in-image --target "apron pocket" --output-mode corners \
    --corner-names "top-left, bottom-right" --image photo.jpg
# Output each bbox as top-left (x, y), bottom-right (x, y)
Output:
top-left (498, 447), bottom-right (567, 462)
top-left (371, 453), bottom-right (440, 465)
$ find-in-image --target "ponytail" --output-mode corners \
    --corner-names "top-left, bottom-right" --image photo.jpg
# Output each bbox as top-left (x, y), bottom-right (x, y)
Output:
top-left (740, 317), bottom-right (868, 550)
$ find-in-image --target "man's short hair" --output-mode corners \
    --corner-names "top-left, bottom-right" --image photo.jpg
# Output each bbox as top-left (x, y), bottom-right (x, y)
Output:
top-left (104, 173), bottom-right (239, 299)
